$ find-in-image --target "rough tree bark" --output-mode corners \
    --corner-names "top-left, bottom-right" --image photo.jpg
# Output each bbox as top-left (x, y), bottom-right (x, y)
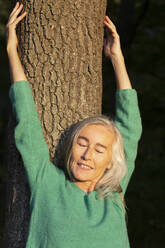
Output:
top-left (4, 0), bottom-right (107, 247)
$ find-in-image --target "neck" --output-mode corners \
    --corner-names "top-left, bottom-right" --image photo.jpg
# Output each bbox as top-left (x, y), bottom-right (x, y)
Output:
top-left (74, 181), bottom-right (95, 194)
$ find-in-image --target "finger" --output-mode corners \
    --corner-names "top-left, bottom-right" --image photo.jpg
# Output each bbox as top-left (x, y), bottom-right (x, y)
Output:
top-left (104, 16), bottom-right (116, 30)
top-left (105, 16), bottom-right (115, 26)
top-left (104, 21), bottom-right (113, 32)
top-left (104, 19), bottom-right (115, 28)
top-left (104, 20), bottom-right (116, 34)
top-left (105, 15), bottom-right (111, 23)
top-left (10, 3), bottom-right (23, 19)
top-left (9, 3), bottom-right (24, 24)
top-left (104, 40), bottom-right (110, 52)
top-left (9, 2), bottom-right (19, 17)
top-left (14, 12), bottom-right (27, 25)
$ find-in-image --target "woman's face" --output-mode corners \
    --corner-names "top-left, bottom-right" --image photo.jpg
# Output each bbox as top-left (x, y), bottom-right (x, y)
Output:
top-left (71, 124), bottom-right (115, 184)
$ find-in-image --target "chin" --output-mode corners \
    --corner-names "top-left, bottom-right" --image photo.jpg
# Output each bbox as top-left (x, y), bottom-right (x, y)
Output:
top-left (71, 163), bottom-right (94, 182)
top-left (72, 170), bottom-right (92, 182)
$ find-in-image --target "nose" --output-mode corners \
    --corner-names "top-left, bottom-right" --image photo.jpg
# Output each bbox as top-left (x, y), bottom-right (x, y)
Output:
top-left (81, 147), bottom-right (92, 161)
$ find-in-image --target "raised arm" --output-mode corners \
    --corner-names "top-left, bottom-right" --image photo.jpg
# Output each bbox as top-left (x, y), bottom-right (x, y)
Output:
top-left (104, 16), bottom-right (142, 193)
top-left (6, 3), bottom-right (56, 190)
top-left (6, 2), bottom-right (27, 83)
top-left (104, 16), bottom-right (132, 90)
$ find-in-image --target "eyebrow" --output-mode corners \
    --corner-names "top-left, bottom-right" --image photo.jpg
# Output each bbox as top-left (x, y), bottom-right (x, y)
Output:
top-left (77, 136), bottom-right (107, 149)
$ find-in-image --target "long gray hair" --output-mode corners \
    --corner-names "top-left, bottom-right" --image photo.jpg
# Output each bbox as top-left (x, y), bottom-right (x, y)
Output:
top-left (61, 115), bottom-right (127, 199)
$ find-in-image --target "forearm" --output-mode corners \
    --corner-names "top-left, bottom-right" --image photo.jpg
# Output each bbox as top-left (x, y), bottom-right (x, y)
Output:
top-left (10, 81), bottom-right (50, 188)
top-left (7, 47), bottom-right (27, 84)
top-left (115, 90), bottom-right (142, 193)
top-left (111, 54), bottom-right (132, 90)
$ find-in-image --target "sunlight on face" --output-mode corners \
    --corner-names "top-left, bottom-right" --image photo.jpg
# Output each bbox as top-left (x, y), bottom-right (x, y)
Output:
top-left (71, 124), bottom-right (115, 184)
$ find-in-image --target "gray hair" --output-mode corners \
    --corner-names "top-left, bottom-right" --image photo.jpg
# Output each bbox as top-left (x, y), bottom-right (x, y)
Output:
top-left (61, 115), bottom-right (127, 199)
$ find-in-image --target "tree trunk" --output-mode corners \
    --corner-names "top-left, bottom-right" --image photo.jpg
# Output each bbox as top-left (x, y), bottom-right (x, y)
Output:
top-left (4, 0), bottom-right (107, 247)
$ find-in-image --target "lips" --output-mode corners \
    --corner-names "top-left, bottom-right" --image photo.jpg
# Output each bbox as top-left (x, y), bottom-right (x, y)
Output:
top-left (77, 162), bottom-right (93, 170)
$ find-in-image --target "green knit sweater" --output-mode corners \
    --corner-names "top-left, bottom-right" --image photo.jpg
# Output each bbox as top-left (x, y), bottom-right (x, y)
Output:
top-left (9, 81), bottom-right (142, 248)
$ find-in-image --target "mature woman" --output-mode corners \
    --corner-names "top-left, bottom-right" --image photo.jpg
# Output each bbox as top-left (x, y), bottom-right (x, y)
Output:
top-left (6, 2), bottom-right (142, 248)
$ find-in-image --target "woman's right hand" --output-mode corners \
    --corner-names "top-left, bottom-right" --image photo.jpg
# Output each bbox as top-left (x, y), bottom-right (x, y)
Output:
top-left (6, 2), bottom-right (27, 52)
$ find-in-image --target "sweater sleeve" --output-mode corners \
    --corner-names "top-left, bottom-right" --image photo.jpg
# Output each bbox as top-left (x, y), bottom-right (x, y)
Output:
top-left (114, 89), bottom-right (142, 194)
top-left (9, 81), bottom-right (57, 189)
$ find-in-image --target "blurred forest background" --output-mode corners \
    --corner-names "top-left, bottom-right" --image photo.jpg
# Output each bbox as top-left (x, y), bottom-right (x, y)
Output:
top-left (0, 0), bottom-right (165, 247)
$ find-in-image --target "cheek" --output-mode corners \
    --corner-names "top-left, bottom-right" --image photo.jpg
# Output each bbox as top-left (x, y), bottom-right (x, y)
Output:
top-left (96, 154), bottom-right (111, 169)
top-left (103, 149), bottom-right (112, 164)
top-left (72, 146), bottom-right (83, 161)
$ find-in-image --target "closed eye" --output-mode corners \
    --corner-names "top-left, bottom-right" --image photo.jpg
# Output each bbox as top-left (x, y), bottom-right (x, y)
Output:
top-left (95, 149), bottom-right (104, 154)
top-left (78, 142), bottom-right (87, 147)
top-left (77, 137), bottom-right (88, 147)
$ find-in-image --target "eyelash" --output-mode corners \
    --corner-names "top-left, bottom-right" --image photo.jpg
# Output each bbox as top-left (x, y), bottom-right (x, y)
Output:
top-left (95, 150), bottom-right (103, 154)
top-left (77, 142), bottom-right (104, 154)
top-left (78, 143), bottom-right (87, 147)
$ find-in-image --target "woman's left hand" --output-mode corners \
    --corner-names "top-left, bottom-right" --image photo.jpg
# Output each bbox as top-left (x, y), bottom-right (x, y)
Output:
top-left (103, 16), bottom-right (123, 60)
